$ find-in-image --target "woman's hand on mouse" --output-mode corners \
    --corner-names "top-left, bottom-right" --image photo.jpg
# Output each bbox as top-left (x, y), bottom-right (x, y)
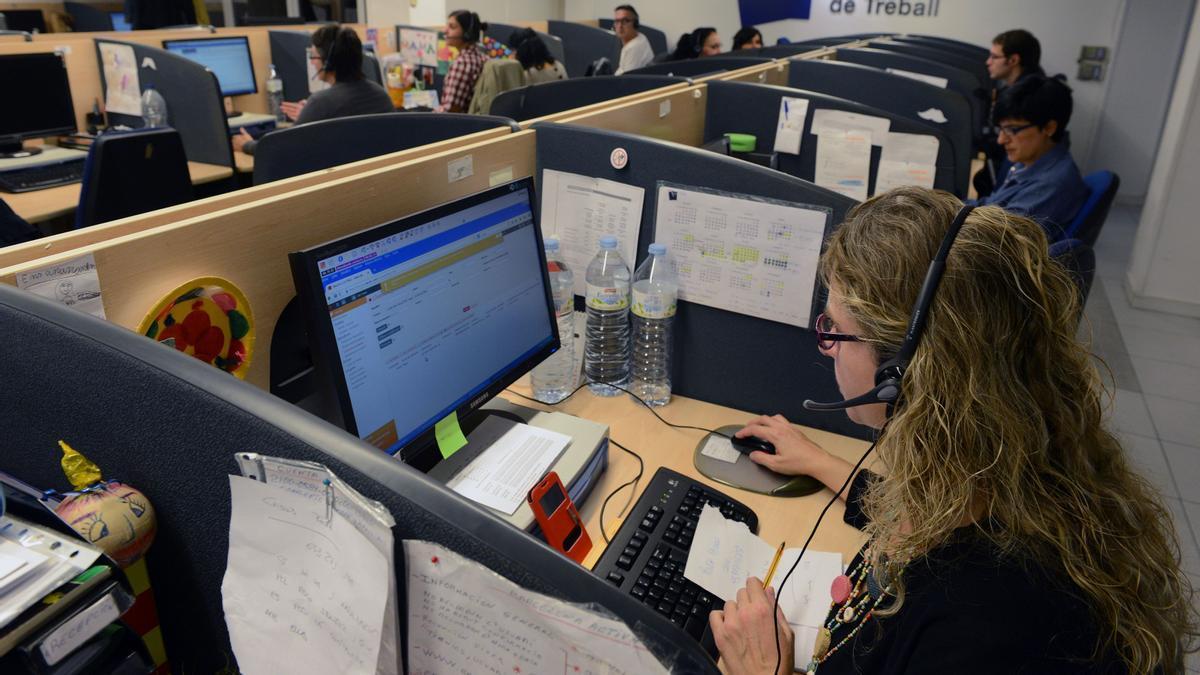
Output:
top-left (736, 415), bottom-right (839, 479)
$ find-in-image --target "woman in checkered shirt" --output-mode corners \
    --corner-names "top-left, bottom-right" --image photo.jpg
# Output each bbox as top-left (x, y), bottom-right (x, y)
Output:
top-left (439, 10), bottom-right (490, 112)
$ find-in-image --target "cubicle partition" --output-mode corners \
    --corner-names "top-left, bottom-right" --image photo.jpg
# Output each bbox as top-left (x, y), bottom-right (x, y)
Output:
top-left (0, 284), bottom-right (716, 673)
top-left (268, 28), bottom-right (311, 101)
top-left (893, 34), bottom-right (990, 62)
top-left (546, 20), bottom-right (620, 77)
top-left (788, 58), bottom-right (973, 196)
top-left (625, 56), bottom-right (772, 78)
top-left (868, 38), bottom-right (990, 88)
top-left (94, 39), bottom-right (234, 168)
top-left (485, 21), bottom-right (565, 67)
top-left (490, 74), bottom-right (687, 120)
top-left (704, 80), bottom-right (959, 196)
top-left (533, 123), bottom-right (868, 441)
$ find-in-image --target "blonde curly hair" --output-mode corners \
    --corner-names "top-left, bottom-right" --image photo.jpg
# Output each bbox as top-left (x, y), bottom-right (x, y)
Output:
top-left (820, 187), bottom-right (1197, 673)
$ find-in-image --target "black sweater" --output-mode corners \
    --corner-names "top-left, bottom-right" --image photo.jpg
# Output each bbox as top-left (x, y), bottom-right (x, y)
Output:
top-left (815, 470), bottom-right (1123, 674)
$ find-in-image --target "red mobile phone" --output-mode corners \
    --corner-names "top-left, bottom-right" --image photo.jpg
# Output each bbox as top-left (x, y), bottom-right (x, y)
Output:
top-left (528, 471), bottom-right (592, 564)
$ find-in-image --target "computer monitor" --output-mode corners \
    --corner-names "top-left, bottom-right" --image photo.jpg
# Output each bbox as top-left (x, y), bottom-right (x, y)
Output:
top-left (162, 36), bottom-right (257, 97)
top-left (110, 12), bottom-right (132, 31)
top-left (3, 9), bottom-right (46, 33)
top-left (289, 178), bottom-right (560, 472)
top-left (0, 53), bottom-right (76, 158)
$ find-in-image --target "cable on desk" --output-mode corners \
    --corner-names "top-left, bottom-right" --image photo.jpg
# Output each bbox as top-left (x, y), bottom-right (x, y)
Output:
top-left (597, 438), bottom-right (644, 545)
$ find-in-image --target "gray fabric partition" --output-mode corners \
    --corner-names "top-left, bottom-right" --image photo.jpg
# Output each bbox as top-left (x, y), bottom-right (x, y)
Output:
top-left (268, 30), bottom-right (311, 101)
top-left (94, 39), bottom-right (233, 168)
top-left (835, 47), bottom-right (988, 142)
top-left (703, 80), bottom-right (959, 196)
top-left (533, 123), bottom-right (870, 441)
top-left (597, 18), bottom-right (668, 55)
top-left (895, 34), bottom-right (990, 61)
top-left (547, 20), bottom-right (621, 77)
top-left (0, 284), bottom-right (717, 674)
top-left (64, 1), bottom-right (114, 31)
top-left (488, 74), bottom-right (685, 121)
top-left (253, 112), bottom-right (518, 184)
top-left (788, 59), bottom-right (972, 196)
top-left (624, 56), bottom-right (772, 78)
top-left (750, 44), bottom-right (840, 58)
top-left (868, 39), bottom-right (990, 89)
top-left (485, 23), bottom-right (566, 67)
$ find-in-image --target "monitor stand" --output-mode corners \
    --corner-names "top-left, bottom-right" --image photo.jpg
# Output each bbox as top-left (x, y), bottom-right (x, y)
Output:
top-left (0, 140), bottom-right (43, 160)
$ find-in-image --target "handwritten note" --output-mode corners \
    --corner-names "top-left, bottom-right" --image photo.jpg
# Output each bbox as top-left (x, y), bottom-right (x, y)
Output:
top-left (406, 540), bottom-right (669, 675)
top-left (99, 42), bottom-right (141, 116)
top-left (814, 129), bottom-right (872, 202)
top-left (222, 475), bottom-right (391, 675)
top-left (40, 593), bottom-right (121, 666)
top-left (874, 132), bottom-right (940, 195)
top-left (773, 96), bottom-right (810, 155)
top-left (15, 253), bottom-right (105, 319)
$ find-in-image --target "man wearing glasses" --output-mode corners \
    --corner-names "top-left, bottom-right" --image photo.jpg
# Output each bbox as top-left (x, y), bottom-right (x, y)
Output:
top-left (969, 75), bottom-right (1089, 239)
top-left (613, 5), bottom-right (654, 74)
top-left (987, 29), bottom-right (1044, 89)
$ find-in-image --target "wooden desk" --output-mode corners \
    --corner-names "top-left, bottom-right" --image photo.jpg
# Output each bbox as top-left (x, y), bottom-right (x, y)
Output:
top-left (5, 161), bottom-right (233, 224)
top-left (500, 386), bottom-right (873, 569)
top-left (234, 151), bottom-right (254, 174)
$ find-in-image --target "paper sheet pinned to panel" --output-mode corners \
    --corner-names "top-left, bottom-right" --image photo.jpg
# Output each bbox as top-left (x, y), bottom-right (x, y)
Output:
top-left (810, 108), bottom-right (890, 144)
top-left (540, 169), bottom-right (644, 297)
top-left (773, 96), bottom-right (810, 155)
top-left (653, 183), bottom-right (827, 328)
top-left (15, 253), bottom-right (106, 319)
top-left (814, 130), bottom-right (872, 202)
top-left (405, 540), bottom-right (670, 675)
top-left (886, 67), bottom-right (949, 89)
top-left (98, 42), bottom-right (141, 116)
top-left (874, 132), bottom-right (940, 195)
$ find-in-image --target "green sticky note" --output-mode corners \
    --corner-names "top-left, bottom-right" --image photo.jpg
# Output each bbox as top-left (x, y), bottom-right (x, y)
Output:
top-left (435, 411), bottom-right (468, 459)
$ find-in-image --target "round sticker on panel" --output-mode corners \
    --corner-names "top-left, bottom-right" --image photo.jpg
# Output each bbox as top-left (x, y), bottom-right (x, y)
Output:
top-left (610, 147), bottom-right (629, 170)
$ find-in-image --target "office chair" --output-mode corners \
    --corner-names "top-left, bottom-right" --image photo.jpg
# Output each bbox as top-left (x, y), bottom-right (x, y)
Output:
top-left (1063, 170), bottom-right (1120, 248)
top-left (1049, 238), bottom-right (1096, 319)
top-left (75, 129), bottom-right (193, 230)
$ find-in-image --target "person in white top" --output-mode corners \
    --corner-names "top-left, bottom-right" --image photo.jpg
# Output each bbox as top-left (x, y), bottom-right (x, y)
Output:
top-left (614, 4), bottom-right (654, 74)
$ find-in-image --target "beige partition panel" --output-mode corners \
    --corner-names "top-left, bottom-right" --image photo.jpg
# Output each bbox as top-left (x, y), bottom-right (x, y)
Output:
top-left (1, 131), bottom-right (536, 391)
top-left (701, 60), bottom-right (790, 87)
top-left (0, 125), bottom-right (513, 269)
top-left (517, 82), bottom-right (692, 129)
top-left (557, 85), bottom-right (706, 147)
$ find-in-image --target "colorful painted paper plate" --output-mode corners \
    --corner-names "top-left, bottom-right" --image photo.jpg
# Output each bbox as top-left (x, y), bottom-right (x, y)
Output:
top-left (137, 277), bottom-right (254, 378)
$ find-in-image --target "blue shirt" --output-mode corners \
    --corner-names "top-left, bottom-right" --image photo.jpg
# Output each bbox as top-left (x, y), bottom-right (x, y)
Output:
top-left (972, 142), bottom-right (1089, 240)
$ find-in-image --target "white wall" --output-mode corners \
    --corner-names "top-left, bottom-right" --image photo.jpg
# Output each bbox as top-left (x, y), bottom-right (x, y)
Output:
top-left (436, 0), bottom-right (563, 23)
top-left (1127, 3), bottom-right (1200, 317)
top-left (365, 0), bottom-right (414, 27)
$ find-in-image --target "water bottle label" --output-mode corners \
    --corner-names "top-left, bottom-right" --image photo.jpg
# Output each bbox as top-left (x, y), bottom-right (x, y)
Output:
top-left (586, 283), bottom-right (628, 309)
top-left (632, 289), bottom-right (676, 319)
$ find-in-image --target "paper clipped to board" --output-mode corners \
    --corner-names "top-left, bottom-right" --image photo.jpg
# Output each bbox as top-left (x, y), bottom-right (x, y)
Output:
top-left (222, 474), bottom-right (395, 675)
top-left (540, 168), bottom-right (645, 298)
top-left (98, 42), bottom-right (141, 116)
top-left (653, 183), bottom-right (826, 328)
top-left (874, 132), bottom-right (940, 195)
top-left (15, 253), bottom-right (106, 319)
top-left (682, 504), bottom-right (843, 672)
top-left (814, 129), bottom-right (872, 202)
top-left (773, 96), bottom-right (810, 155)
top-left (405, 540), bottom-right (669, 675)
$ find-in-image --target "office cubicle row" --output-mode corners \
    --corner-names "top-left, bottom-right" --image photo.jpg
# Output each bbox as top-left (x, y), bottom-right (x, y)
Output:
top-left (0, 39), bottom-right (992, 672)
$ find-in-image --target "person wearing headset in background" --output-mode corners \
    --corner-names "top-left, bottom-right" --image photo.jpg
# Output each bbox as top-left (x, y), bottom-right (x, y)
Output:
top-left (509, 28), bottom-right (567, 85)
top-left (439, 10), bottom-right (489, 113)
top-left (711, 188), bottom-right (1195, 674)
top-left (233, 24), bottom-right (393, 156)
top-left (613, 5), bottom-right (654, 74)
top-left (671, 27), bottom-right (722, 60)
top-left (731, 27), bottom-right (763, 50)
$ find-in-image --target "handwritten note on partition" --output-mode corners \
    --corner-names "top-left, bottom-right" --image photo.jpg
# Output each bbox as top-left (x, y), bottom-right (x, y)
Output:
top-left (405, 540), bottom-right (669, 675)
top-left (222, 475), bottom-right (391, 675)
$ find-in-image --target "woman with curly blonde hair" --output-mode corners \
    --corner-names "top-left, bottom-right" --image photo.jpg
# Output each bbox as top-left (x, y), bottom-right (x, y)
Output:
top-left (711, 187), bottom-right (1197, 674)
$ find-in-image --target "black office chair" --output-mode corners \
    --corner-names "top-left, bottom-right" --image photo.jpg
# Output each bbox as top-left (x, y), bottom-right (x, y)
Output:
top-left (585, 57), bottom-right (614, 76)
top-left (1, 196), bottom-right (42, 247)
top-left (1049, 238), bottom-right (1096, 321)
top-left (1063, 171), bottom-right (1120, 248)
top-left (75, 129), bottom-right (193, 230)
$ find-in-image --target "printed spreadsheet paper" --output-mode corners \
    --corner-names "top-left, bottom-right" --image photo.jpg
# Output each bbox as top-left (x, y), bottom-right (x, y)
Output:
top-left (405, 540), bottom-right (669, 675)
top-left (653, 184), bottom-right (826, 328)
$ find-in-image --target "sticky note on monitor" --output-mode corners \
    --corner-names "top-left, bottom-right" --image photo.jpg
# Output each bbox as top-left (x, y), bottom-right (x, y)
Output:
top-left (435, 411), bottom-right (468, 459)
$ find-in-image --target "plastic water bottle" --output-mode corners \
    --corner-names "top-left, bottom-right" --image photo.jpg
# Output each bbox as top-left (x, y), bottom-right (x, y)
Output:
top-left (140, 86), bottom-right (167, 128)
top-left (531, 239), bottom-right (576, 403)
top-left (584, 236), bottom-right (631, 396)
top-left (630, 243), bottom-right (678, 406)
top-left (267, 64), bottom-right (285, 122)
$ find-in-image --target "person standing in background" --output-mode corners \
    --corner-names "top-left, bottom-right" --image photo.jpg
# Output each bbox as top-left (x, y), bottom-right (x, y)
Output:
top-left (614, 5), bottom-right (654, 74)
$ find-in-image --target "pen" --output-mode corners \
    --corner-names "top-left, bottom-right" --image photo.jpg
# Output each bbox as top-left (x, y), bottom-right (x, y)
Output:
top-left (763, 541), bottom-right (786, 587)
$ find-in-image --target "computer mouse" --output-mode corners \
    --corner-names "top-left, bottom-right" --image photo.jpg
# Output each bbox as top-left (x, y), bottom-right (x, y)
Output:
top-left (730, 435), bottom-right (776, 455)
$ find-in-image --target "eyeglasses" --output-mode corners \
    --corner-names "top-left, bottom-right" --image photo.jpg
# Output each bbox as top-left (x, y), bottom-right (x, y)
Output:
top-left (997, 123), bottom-right (1036, 138)
top-left (306, 47), bottom-right (320, 60)
top-left (986, 52), bottom-right (1008, 62)
top-left (815, 313), bottom-right (861, 351)
top-left (613, 17), bottom-right (634, 24)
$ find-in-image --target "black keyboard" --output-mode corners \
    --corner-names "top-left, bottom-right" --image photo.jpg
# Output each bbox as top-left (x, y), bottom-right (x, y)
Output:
top-left (592, 467), bottom-right (758, 659)
top-left (0, 159), bottom-right (85, 193)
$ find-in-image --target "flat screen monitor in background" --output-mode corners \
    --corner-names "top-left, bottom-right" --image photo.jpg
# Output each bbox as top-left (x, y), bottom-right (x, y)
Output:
top-left (3, 9), bottom-right (47, 33)
top-left (289, 179), bottom-right (559, 472)
top-left (0, 53), bottom-right (76, 158)
top-left (162, 36), bottom-right (257, 97)
top-left (110, 12), bottom-right (132, 31)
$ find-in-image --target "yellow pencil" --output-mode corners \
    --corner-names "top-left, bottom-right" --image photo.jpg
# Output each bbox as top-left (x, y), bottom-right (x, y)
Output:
top-left (763, 541), bottom-right (786, 587)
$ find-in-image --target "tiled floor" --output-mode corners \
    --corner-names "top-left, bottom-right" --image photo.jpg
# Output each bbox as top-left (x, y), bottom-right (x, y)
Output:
top-left (1080, 204), bottom-right (1200, 671)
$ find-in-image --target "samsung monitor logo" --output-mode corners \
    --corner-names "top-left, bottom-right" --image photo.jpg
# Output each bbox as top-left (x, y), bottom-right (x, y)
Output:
top-left (469, 392), bottom-right (489, 409)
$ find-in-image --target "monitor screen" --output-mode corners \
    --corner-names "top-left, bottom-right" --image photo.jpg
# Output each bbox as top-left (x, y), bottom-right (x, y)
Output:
top-left (162, 37), bottom-right (257, 96)
top-left (110, 12), bottom-right (132, 31)
top-left (3, 9), bottom-right (46, 33)
top-left (0, 53), bottom-right (76, 144)
top-left (289, 179), bottom-right (558, 468)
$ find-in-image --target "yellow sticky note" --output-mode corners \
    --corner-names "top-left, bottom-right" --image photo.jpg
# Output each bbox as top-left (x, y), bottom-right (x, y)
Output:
top-left (435, 411), bottom-right (468, 459)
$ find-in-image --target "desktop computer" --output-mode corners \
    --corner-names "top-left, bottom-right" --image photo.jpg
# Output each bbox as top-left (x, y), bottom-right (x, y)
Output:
top-left (288, 178), bottom-right (609, 529)
top-left (109, 12), bottom-right (132, 32)
top-left (162, 36), bottom-right (257, 116)
top-left (0, 53), bottom-right (87, 192)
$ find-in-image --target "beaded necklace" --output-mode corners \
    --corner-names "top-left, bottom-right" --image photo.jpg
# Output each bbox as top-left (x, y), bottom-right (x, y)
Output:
top-left (805, 555), bottom-right (891, 675)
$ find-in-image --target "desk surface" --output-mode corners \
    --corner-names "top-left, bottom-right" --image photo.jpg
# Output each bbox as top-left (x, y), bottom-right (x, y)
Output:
top-left (5, 162), bottom-right (233, 224)
top-left (235, 151), bottom-right (254, 174)
top-left (500, 385), bottom-right (874, 569)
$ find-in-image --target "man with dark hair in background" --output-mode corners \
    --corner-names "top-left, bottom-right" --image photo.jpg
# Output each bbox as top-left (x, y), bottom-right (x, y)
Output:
top-left (988, 29), bottom-right (1045, 87)
top-left (970, 75), bottom-right (1089, 238)
top-left (614, 5), bottom-right (653, 74)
